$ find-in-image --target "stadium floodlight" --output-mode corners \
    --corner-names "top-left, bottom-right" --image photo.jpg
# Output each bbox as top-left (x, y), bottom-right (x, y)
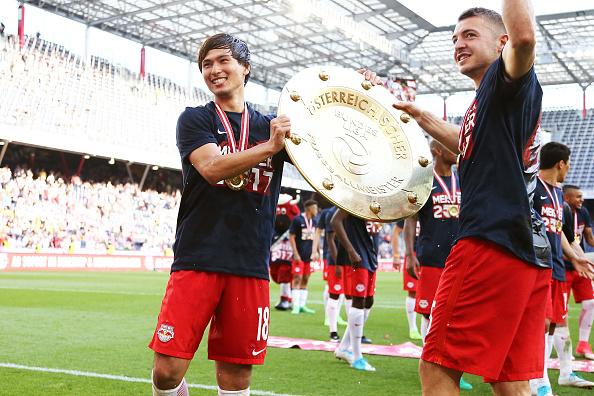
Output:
top-left (108, 158), bottom-right (115, 165)
top-left (0, 141), bottom-right (4, 146)
top-left (152, 165), bottom-right (159, 171)
top-left (83, 154), bottom-right (90, 159)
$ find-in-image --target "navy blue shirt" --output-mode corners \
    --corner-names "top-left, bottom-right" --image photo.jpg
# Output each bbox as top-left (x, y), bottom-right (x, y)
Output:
top-left (321, 206), bottom-right (338, 265)
top-left (457, 57), bottom-right (544, 267)
top-left (564, 207), bottom-right (593, 271)
top-left (316, 208), bottom-right (332, 261)
top-left (290, 214), bottom-right (317, 262)
top-left (173, 102), bottom-right (287, 280)
top-left (534, 179), bottom-right (565, 281)
top-left (337, 216), bottom-right (378, 272)
top-left (416, 171), bottom-right (460, 268)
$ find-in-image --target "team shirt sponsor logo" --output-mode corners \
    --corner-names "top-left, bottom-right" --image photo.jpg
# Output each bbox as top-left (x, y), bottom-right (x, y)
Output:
top-left (157, 324), bottom-right (174, 343)
top-left (459, 99), bottom-right (477, 160)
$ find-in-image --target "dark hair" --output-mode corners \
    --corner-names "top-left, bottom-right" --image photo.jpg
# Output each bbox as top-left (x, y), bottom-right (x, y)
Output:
top-left (304, 199), bottom-right (318, 208)
top-left (562, 184), bottom-right (580, 193)
top-left (197, 33), bottom-right (251, 85)
top-left (458, 7), bottom-right (506, 34)
top-left (540, 142), bottom-right (571, 170)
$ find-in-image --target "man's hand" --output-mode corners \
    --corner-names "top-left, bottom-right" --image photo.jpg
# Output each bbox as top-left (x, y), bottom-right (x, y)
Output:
top-left (293, 252), bottom-right (302, 263)
top-left (392, 101), bottom-right (423, 122)
top-left (348, 248), bottom-right (362, 268)
top-left (572, 256), bottom-right (594, 280)
top-left (392, 255), bottom-right (402, 271)
top-left (335, 265), bottom-right (342, 278)
top-left (312, 251), bottom-right (320, 261)
top-left (268, 115), bottom-right (291, 154)
top-left (357, 68), bottom-right (383, 86)
top-left (405, 253), bottom-right (420, 280)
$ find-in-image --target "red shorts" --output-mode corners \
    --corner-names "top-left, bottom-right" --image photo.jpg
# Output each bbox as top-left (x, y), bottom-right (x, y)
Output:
top-left (565, 269), bottom-right (594, 303)
top-left (415, 266), bottom-right (444, 315)
top-left (546, 279), bottom-right (569, 324)
top-left (270, 262), bottom-right (292, 284)
top-left (291, 260), bottom-right (311, 276)
top-left (322, 259), bottom-right (328, 280)
top-left (350, 268), bottom-right (376, 298)
top-left (422, 238), bottom-right (551, 382)
top-left (343, 265), bottom-right (353, 297)
top-left (149, 271), bottom-right (269, 365)
top-left (327, 265), bottom-right (345, 295)
top-left (402, 256), bottom-right (418, 292)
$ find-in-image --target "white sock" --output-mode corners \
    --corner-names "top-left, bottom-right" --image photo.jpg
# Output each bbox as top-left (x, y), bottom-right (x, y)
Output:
top-left (218, 387), bottom-right (249, 395)
top-left (300, 289), bottom-right (308, 308)
top-left (421, 316), bottom-right (429, 343)
top-left (280, 283), bottom-right (290, 299)
top-left (348, 307), bottom-right (365, 361)
top-left (327, 298), bottom-right (339, 332)
top-left (323, 284), bottom-right (329, 311)
top-left (533, 333), bottom-right (553, 389)
top-left (579, 299), bottom-right (594, 342)
top-left (405, 297), bottom-right (418, 332)
top-left (554, 326), bottom-right (573, 378)
top-left (291, 289), bottom-right (301, 308)
top-left (364, 308), bottom-right (371, 323)
top-left (152, 373), bottom-right (189, 396)
top-left (345, 298), bottom-right (352, 315)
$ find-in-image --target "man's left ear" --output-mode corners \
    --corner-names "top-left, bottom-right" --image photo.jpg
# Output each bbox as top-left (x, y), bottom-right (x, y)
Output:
top-left (499, 34), bottom-right (509, 53)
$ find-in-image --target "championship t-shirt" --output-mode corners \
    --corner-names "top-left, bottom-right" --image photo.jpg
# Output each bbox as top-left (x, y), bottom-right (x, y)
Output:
top-left (416, 171), bottom-right (460, 268)
top-left (270, 237), bottom-right (293, 266)
top-left (290, 214), bottom-right (317, 262)
top-left (456, 57), bottom-right (545, 267)
top-left (534, 179), bottom-right (565, 281)
top-left (564, 207), bottom-right (593, 271)
top-left (336, 215), bottom-right (378, 272)
top-left (173, 102), bottom-right (287, 280)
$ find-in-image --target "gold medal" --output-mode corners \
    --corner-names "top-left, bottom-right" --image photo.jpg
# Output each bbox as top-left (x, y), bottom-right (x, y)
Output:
top-left (448, 205), bottom-right (459, 217)
top-left (556, 220), bottom-right (563, 233)
top-left (575, 234), bottom-right (581, 244)
top-left (224, 173), bottom-right (249, 191)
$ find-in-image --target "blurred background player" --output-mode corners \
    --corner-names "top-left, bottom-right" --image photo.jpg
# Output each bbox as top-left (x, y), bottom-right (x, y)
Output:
top-left (331, 209), bottom-right (379, 372)
top-left (272, 193), bottom-right (301, 311)
top-left (393, 220), bottom-right (422, 340)
top-left (270, 236), bottom-right (294, 311)
top-left (403, 140), bottom-right (472, 391)
top-left (531, 142), bottom-right (594, 395)
top-left (563, 184), bottom-right (594, 359)
top-left (149, 33), bottom-right (292, 396)
top-left (289, 199), bottom-right (318, 315)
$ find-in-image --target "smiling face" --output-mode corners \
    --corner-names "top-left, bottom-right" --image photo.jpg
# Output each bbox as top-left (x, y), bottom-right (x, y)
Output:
top-left (452, 16), bottom-right (507, 85)
top-left (201, 48), bottom-right (250, 99)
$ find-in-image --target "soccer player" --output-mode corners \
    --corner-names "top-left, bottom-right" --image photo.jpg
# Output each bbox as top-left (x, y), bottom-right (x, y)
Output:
top-left (393, 220), bottom-right (421, 340)
top-left (404, 140), bottom-right (472, 392)
top-left (289, 199), bottom-right (318, 315)
top-left (563, 184), bottom-right (594, 359)
top-left (531, 142), bottom-right (594, 395)
top-left (148, 34), bottom-right (292, 396)
top-left (270, 236), bottom-right (294, 311)
top-left (331, 209), bottom-right (378, 372)
top-left (390, 3), bottom-right (594, 393)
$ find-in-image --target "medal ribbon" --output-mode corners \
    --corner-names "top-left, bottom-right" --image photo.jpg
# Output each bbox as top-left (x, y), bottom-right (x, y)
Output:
top-left (574, 211), bottom-right (579, 237)
top-left (214, 102), bottom-right (250, 153)
top-left (304, 214), bottom-right (314, 235)
top-left (432, 169), bottom-right (457, 204)
top-left (538, 177), bottom-right (561, 220)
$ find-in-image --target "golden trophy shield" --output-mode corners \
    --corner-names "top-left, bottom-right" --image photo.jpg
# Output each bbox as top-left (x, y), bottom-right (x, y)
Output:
top-left (279, 66), bottom-right (433, 221)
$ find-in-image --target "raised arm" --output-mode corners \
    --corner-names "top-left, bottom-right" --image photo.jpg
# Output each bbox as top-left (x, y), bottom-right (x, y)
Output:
top-left (391, 224), bottom-right (402, 270)
top-left (501, 0), bottom-right (537, 80)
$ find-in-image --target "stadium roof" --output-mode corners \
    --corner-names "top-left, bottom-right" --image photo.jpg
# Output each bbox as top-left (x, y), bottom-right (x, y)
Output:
top-left (21, 0), bottom-right (594, 94)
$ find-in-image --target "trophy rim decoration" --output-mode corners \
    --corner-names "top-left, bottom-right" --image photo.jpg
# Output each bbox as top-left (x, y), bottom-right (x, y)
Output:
top-left (278, 66), bottom-right (434, 222)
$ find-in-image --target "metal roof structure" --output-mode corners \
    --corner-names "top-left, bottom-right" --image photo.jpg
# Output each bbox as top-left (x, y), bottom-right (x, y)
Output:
top-left (21, 0), bottom-right (594, 94)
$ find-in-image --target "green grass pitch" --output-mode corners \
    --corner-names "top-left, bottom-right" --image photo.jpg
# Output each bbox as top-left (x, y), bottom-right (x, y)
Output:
top-left (1, 271), bottom-right (592, 395)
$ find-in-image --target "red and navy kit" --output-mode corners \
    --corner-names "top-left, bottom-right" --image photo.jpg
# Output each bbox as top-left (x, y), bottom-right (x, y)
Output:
top-left (290, 214), bottom-right (317, 261)
top-left (456, 57), bottom-right (545, 267)
top-left (336, 216), bottom-right (378, 272)
top-left (173, 102), bottom-right (287, 280)
top-left (534, 178), bottom-right (564, 281)
top-left (564, 207), bottom-right (593, 270)
top-left (416, 171), bottom-right (460, 269)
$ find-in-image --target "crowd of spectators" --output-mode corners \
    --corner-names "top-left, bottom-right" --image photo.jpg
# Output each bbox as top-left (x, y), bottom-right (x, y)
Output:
top-left (0, 166), bottom-right (179, 255)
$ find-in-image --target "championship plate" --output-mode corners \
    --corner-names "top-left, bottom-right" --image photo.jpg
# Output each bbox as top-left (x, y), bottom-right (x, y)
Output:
top-left (279, 66), bottom-right (433, 222)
